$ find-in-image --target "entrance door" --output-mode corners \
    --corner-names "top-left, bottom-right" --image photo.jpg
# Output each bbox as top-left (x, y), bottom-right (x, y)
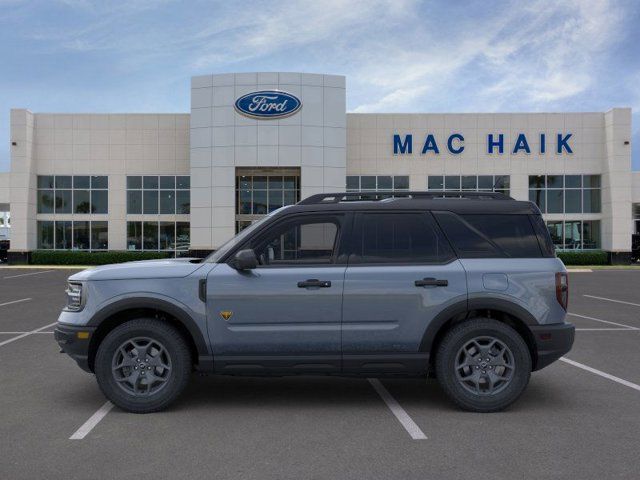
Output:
top-left (207, 213), bottom-right (347, 374)
top-left (341, 212), bottom-right (467, 374)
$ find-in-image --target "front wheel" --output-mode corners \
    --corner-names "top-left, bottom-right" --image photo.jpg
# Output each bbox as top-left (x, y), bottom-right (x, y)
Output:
top-left (95, 319), bottom-right (192, 413)
top-left (435, 318), bottom-right (531, 412)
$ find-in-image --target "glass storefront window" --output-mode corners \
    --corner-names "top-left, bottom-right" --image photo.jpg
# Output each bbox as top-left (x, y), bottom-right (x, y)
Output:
top-left (160, 191), bottom-right (175, 214)
top-left (582, 221), bottom-right (601, 249)
top-left (563, 220), bottom-right (582, 250)
top-left (546, 220), bottom-right (601, 251)
top-left (127, 221), bottom-right (142, 250)
top-left (529, 190), bottom-right (545, 212)
top-left (37, 175), bottom-right (108, 216)
top-left (461, 176), bottom-right (477, 190)
top-left (73, 221), bottom-right (90, 250)
top-left (143, 191), bottom-right (159, 214)
top-left (91, 221), bottom-right (109, 250)
top-left (176, 222), bottom-right (190, 251)
top-left (37, 190), bottom-right (54, 213)
top-left (547, 221), bottom-right (563, 250)
top-left (583, 189), bottom-right (601, 213)
top-left (547, 190), bottom-right (563, 214)
top-left (565, 190), bottom-right (581, 214)
top-left (73, 190), bottom-right (90, 214)
top-left (360, 176), bottom-right (376, 190)
top-left (159, 222), bottom-right (175, 250)
top-left (346, 175), bottom-right (410, 192)
top-left (55, 189), bottom-right (72, 214)
top-left (528, 175), bottom-right (600, 214)
top-left (38, 221), bottom-right (107, 251)
top-left (235, 169), bottom-right (300, 233)
top-left (37, 221), bottom-right (54, 249)
top-left (74, 176), bottom-right (89, 189)
top-left (444, 176), bottom-right (460, 190)
top-left (427, 175), bottom-right (510, 196)
top-left (126, 175), bottom-right (189, 215)
top-left (143, 222), bottom-right (159, 250)
top-left (427, 176), bottom-right (444, 190)
top-left (55, 221), bottom-right (73, 249)
top-left (127, 191), bottom-right (142, 214)
top-left (91, 190), bottom-right (108, 214)
top-left (126, 221), bottom-right (189, 253)
top-left (176, 190), bottom-right (190, 214)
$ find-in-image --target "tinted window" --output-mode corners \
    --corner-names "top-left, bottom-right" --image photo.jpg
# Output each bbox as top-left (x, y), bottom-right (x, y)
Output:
top-left (252, 216), bottom-right (340, 266)
top-left (91, 221), bottom-right (109, 249)
top-left (351, 213), bottom-right (454, 264)
top-left (55, 189), bottom-right (72, 214)
top-left (91, 176), bottom-right (108, 189)
top-left (91, 190), bottom-right (108, 214)
top-left (461, 214), bottom-right (542, 258)
top-left (530, 214), bottom-right (555, 257)
top-left (127, 191), bottom-right (142, 214)
top-left (73, 221), bottom-right (90, 250)
top-left (434, 212), bottom-right (499, 257)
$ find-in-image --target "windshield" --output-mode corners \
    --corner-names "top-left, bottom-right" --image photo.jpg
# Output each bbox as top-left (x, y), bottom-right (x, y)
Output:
top-left (204, 206), bottom-right (291, 263)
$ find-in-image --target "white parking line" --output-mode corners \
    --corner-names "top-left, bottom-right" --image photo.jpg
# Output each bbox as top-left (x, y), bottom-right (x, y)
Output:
top-left (0, 298), bottom-right (32, 308)
top-left (0, 322), bottom-right (58, 347)
top-left (3, 270), bottom-right (54, 279)
top-left (583, 295), bottom-right (640, 308)
top-left (561, 357), bottom-right (640, 393)
top-left (368, 378), bottom-right (427, 440)
top-left (568, 312), bottom-right (639, 330)
top-left (0, 331), bottom-right (53, 334)
top-left (69, 401), bottom-right (114, 440)
top-left (575, 328), bottom-right (640, 331)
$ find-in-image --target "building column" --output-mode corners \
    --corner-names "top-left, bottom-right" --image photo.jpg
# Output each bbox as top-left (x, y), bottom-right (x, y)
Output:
top-left (8, 109), bottom-right (36, 262)
top-left (602, 108), bottom-right (632, 259)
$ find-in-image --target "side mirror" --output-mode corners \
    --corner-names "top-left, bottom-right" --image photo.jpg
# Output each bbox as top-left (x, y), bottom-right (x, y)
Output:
top-left (231, 249), bottom-right (258, 270)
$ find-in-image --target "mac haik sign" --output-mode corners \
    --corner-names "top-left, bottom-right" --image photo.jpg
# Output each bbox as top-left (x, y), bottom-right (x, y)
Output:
top-left (393, 133), bottom-right (573, 155)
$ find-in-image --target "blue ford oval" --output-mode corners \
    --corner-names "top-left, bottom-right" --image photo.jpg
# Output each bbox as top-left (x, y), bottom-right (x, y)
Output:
top-left (234, 90), bottom-right (302, 119)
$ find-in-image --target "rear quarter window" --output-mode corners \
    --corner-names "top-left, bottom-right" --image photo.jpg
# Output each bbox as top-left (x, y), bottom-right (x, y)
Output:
top-left (434, 212), bottom-right (543, 258)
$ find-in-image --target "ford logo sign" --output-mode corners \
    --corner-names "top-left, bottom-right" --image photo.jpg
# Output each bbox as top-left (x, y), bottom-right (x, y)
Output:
top-left (234, 90), bottom-right (302, 119)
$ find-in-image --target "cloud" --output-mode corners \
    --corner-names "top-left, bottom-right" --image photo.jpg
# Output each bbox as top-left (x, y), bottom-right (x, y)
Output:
top-left (0, 0), bottom-right (638, 170)
top-left (348, 0), bottom-right (627, 113)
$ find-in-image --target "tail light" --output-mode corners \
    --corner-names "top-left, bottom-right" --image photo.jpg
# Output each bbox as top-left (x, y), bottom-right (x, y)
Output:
top-left (555, 272), bottom-right (569, 311)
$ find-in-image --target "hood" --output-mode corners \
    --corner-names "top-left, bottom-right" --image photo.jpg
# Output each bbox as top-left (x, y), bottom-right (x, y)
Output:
top-left (69, 258), bottom-right (206, 281)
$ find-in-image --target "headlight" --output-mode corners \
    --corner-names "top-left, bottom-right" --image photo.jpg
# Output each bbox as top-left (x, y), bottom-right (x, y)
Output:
top-left (65, 282), bottom-right (84, 311)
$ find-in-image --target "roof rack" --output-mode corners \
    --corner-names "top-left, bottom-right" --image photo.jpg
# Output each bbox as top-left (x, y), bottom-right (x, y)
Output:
top-left (297, 191), bottom-right (513, 205)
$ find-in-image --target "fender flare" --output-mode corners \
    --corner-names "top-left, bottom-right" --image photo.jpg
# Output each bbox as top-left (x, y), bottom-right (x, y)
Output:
top-left (419, 297), bottom-right (538, 354)
top-left (87, 296), bottom-right (209, 357)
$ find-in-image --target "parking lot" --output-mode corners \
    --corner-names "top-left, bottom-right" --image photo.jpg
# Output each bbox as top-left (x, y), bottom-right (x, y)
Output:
top-left (1, 267), bottom-right (639, 479)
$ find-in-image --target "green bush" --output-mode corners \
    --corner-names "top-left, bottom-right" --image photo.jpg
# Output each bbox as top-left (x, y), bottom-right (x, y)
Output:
top-left (30, 250), bottom-right (175, 266)
top-left (557, 250), bottom-right (608, 266)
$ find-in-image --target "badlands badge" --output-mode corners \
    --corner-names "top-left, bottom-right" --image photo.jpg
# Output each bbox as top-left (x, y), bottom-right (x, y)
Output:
top-left (220, 310), bottom-right (233, 321)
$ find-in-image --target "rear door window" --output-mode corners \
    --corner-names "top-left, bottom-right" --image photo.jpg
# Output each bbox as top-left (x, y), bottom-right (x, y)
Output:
top-left (434, 212), bottom-right (542, 258)
top-left (349, 212), bottom-right (454, 264)
top-left (461, 214), bottom-right (542, 258)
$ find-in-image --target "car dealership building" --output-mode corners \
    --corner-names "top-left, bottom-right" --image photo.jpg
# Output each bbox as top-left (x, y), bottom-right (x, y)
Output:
top-left (1, 72), bottom-right (639, 263)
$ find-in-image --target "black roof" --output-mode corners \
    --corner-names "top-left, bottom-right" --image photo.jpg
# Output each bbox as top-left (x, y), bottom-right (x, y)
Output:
top-left (284, 192), bottom-right (540, 215)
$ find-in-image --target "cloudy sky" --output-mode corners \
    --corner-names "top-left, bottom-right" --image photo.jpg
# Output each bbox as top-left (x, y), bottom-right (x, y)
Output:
top-left (1, 0), bottom-right (639, 170)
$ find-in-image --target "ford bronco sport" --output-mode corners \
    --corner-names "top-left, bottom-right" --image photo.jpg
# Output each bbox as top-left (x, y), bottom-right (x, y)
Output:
top-left (55, 191), bottom-right (574, 413)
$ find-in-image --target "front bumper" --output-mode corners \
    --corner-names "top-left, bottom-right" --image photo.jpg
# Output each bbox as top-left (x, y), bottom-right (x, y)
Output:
top-left (530, 322), bottom-right (575, 371)
top-left (54, 323), bottom-right (96, 373)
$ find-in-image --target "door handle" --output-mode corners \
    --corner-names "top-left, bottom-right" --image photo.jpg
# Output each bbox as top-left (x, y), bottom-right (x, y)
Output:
top-left (297, 279), bottom-right (332, 288)
top-left (415, 277), bottom-right (448, 287)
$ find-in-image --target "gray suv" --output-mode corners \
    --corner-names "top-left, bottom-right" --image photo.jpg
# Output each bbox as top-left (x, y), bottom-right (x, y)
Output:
top-left (55, 192), bottom-right (574, 413)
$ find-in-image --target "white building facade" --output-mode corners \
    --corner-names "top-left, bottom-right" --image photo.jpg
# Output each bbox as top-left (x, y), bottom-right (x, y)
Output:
top-left (0, 72), bottom-right (637, 263)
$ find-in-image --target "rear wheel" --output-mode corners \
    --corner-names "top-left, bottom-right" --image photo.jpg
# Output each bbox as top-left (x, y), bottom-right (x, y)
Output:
top-left (95, 319), bottom-right (192, 413)
top-left (435, 318), bottom-right (531, 412)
